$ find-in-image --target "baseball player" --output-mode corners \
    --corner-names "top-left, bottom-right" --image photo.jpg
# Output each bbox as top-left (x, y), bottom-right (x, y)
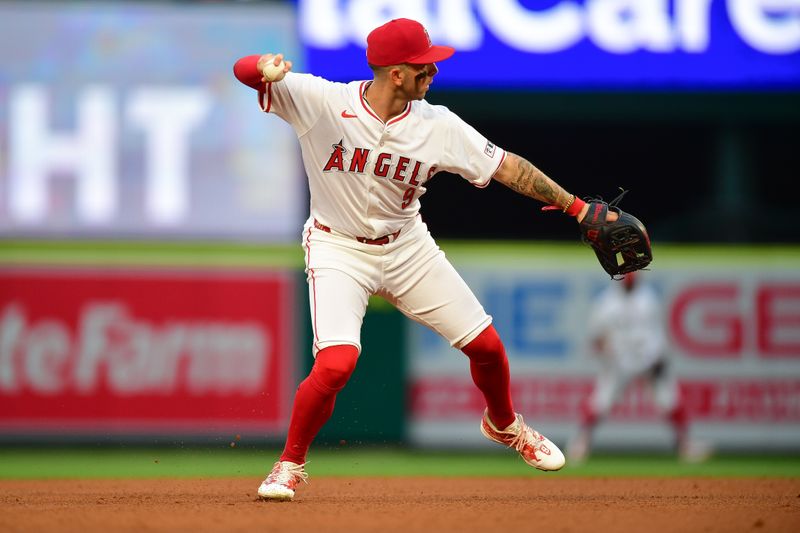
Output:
top-left (567, 272), bottom-right (709, 462)
top-left (234, 18), bottom-right (616, 501)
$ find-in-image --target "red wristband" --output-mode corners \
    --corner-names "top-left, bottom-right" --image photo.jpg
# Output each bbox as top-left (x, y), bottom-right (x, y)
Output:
top-left (565, 196), bottom-right (586, 217)
top-left (233, 55), bottom-right (264, 89)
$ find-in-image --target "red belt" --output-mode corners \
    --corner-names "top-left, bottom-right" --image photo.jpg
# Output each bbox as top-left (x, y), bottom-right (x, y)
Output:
top-left (314, 219), bottom-right (400, 245)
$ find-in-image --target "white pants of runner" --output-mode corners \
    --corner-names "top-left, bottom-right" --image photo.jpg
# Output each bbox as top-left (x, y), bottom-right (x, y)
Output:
top-left (590, 361), bottom-right (678, 416)
top-left (302, 215), bottom-right (492, 356)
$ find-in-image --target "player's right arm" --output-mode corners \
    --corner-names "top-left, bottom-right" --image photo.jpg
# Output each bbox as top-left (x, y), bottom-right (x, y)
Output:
top-left (233, 54), bottom-right (292, 88)
top-left (233, 53), bottom-right (327, 134)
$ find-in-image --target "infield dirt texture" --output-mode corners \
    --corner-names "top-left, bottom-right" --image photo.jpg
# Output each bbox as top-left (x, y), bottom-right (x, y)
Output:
top-left (2, 449), bottom-right (799, 533)
top-left (2, 477), bottom-right (799, 532)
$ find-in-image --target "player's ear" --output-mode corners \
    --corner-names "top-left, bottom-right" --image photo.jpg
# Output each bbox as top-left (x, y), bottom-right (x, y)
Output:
top-left (389, 66), bottom-right (405, 87)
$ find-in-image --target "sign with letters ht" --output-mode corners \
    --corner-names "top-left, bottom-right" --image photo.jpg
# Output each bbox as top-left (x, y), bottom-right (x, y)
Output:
top-left (0, 2), bottom-right (304, 240)
top-left (298, 0), bottom-right (800, 90)
top-left (0, 268), bottom-right (295, 438)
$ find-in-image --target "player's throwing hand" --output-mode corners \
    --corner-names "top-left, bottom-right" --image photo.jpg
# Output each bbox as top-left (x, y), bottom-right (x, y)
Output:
top-left (257, 53), bottom-right (292, 82)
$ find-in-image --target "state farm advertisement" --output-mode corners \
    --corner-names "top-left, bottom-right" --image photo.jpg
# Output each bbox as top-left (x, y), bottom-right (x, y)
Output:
top-left (0, 268), bottom-right (295, 438)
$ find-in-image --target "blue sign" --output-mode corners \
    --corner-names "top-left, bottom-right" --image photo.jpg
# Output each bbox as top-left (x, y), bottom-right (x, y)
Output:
top-left (411, 277), bottom-right (571, 358)
top-left (296, 0), bottom-right (800, 90)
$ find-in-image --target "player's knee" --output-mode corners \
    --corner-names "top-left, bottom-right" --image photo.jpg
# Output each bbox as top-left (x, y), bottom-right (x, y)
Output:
top-left (310, 345), bottom-right (359, 393)
top-left (461, 325), bottom-right (506, 365)
top-left (667, 404), bottom-right (688, 427)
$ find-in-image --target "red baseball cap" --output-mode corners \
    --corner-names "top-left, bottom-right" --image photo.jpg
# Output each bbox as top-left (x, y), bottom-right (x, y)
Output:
top-left (366, 18), bottom-right (455, 66)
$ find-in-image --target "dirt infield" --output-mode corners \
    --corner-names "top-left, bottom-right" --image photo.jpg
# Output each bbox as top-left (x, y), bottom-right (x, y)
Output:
top-left (1, 477), bottom-right (798, 532)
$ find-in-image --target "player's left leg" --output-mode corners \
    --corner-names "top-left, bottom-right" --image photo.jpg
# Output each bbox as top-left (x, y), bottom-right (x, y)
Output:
top-left (649, 360), bottom-right (710, 462)
top-left (381, 219), bottom-right (564, 470)
top-left (567, 367), bottom-right (622, 462)
top-left (460, 325), bottom-right (515, 430)
top-left (379, 220), bottom-right (503, 423)
top-left (567, 396), bottom-right (599, 463)
top-left (463, 325), bottom-right (564, 470)
top-left (647, 360), bottom-right (684, 446)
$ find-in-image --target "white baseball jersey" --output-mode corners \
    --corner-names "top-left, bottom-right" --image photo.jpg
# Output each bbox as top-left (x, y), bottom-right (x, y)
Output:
top-left (587, 282), bottom-right (667, 375)
top-left (259, 73), bottom-right (506, 239)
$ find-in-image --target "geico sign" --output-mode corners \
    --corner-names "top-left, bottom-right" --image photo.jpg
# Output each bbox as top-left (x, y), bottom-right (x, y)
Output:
top-left (0, 302), bottom-right (269, 394)
top-left (669, 282), bottom-right (800, 357)
top-left (301, 0), bottom-right (800, 54)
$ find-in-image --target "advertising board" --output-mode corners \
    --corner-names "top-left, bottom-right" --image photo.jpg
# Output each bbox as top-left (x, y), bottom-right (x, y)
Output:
top-left (0, 2), bottom-right (304, 240)
top-left (0, 268), bottom-right (295, 439)
top-left (408, 264), bottom-right (800, 450)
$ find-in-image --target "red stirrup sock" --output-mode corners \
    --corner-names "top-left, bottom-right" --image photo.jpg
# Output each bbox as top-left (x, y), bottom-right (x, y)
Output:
top-left (669, 403), bottom-right (689, 449)
top-left (279, 345), bottom-right (359, 464)
top-left (578, 396), bottom-right (599, 434)
top-left (461, 325), bottom-right (516, 430)
top-left (579, 396), bottom-right (599, 427)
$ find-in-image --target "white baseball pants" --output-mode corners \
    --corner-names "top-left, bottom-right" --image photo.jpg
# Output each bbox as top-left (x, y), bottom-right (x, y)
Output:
top-left (589, 361), bottom-right (679, 416)
top-left (302, 215), bottom-right (492, 355)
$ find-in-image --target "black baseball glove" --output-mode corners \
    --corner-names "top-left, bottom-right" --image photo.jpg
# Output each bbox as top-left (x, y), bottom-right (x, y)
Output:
top-left (579, 190), bottom-right (652, 278)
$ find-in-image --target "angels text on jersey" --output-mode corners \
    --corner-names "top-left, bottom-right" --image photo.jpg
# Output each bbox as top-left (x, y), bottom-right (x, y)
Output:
top-left (322, 139), bottom-right (437, 209)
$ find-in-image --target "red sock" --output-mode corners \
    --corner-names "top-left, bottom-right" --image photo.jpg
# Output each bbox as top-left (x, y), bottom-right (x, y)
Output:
top-left (578, 396), bottom-right (599, 435)
top-left (279, 345), bottom-right (358, 464)
top-left (668, 403), bottom-right (689, 449)
top-left (461, 325), bottom-right (516, 429)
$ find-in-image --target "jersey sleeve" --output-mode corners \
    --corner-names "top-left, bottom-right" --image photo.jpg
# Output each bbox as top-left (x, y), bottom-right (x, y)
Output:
top-left (437, 110), bottom-right (506, 187)
top-left (259, 72), bottom-right (328, 135)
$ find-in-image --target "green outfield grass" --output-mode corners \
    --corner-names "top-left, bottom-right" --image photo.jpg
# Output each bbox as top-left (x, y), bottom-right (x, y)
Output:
top-left (1, 239), bottom-right (799, 268)
top-left (0, 447), bottom-right (798, 479)
top-left (0, 240), bottom-right (303, 268)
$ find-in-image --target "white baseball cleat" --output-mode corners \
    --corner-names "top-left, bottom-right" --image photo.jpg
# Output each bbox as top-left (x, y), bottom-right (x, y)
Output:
top-left (480, 409), bottom-right (566, 471)
top-left (257, 461), bottom-right (308, 501)
top-left (679, 439), bottom-right (714, 464)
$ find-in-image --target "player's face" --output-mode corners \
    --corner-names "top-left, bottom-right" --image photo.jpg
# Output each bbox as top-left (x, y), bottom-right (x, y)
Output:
top-left (403, 63), bottom-right (438, 99)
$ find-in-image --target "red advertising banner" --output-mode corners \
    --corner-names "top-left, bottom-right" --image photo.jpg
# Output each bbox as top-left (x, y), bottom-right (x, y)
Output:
top-left (410, 378), bottom-right (800, 422)
top-left (0, 268), bottom-right (295, 437)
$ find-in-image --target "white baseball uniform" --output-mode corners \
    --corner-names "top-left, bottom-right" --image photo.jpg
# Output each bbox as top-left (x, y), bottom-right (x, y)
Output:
top-left (585, 281), bottom-right (677, 414)
top-left (258, 73), bottom-right (507, 354)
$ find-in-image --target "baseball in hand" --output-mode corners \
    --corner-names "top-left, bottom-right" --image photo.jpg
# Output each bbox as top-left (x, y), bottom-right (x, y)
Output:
top-left (261, 59), bottom-right (286, 82)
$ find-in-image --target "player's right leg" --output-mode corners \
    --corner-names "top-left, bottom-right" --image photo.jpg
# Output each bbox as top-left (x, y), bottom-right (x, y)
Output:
top-left (258, 267), bottom-right (369, 501)
top-left (259, 227), bottom-right (378, 500)
top-left (258, 343), bottom-right (359, 501)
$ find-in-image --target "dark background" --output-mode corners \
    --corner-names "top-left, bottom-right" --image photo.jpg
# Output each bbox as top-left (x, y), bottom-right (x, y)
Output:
top-left (419, 91), bottom-right (800, 243)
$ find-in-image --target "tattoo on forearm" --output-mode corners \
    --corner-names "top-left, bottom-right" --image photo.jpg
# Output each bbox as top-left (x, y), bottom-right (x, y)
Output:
top-left (505, 155), bottom-right (568, 207)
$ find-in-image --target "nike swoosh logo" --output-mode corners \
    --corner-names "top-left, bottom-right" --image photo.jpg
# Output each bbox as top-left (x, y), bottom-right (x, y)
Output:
top-left (341, 110), bottom-right (358, 118)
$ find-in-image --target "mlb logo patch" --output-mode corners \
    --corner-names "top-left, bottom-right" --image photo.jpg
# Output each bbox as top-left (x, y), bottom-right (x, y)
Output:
top-left (484, 141), bottom-right (496, 157)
